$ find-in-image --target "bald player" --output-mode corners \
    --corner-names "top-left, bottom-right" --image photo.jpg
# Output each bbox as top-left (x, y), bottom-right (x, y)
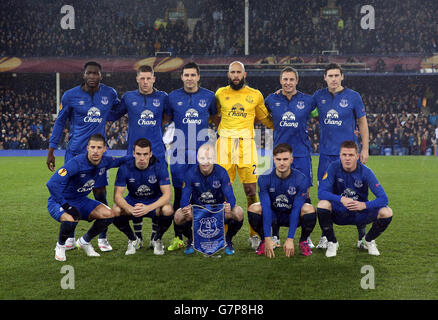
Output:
top-left (215, 61), bottom-right (274, 249)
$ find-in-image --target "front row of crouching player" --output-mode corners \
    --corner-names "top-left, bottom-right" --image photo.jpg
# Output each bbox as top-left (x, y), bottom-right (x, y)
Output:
top-left (249, 141), bottom-right (392, 258)
top-left (47, 135), bottom-right (392, 261)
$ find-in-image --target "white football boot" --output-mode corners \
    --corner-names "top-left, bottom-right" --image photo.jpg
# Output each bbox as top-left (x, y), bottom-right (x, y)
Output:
top-left (97, 238), bottom-right (113, 252)
top-left (249, 236), bottom-right (261, 250)
top-left (326, 241), bottom-right (339, 258)
top-left (76, 238), bottom-right (100, 257)
top-left (363, 238), bottom-right (380, 256)
top-left (153, 239), bottom-right (165, 255)
top-left (64, 237), bottom-right (76, 251)
top-left (55, 242), bottom-right (66, 262)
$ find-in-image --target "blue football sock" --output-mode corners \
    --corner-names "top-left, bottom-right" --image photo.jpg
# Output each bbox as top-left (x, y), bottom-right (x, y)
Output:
top-left (83, 218), bottom-right (113, 243)
top-left (132, 216), bottom-right (143, 240)
top-left (154, 214), bottom-right (173, 241)
top-left (247, 210), bottom-right (264, 240)
top-left (365, 217), bottom-right (392, 242)
top-left (93, 190), bottom-right (109, 239)
top-left (299, 212), bottom-right (316, 242)
top-left (172, 187), bottom-right (183, 239)
top-left (59, 221), bottom-right (78, 245)
top-left (225, 218), bottom-right (243, 243)
top-left (113, 216), bottom-right (136, 241)
top-left (317, 208), bottom-right (337, 243)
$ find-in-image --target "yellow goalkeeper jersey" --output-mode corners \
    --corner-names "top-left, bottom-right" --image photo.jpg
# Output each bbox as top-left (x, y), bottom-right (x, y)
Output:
top-left (215, 85), bottom-right (273, 138)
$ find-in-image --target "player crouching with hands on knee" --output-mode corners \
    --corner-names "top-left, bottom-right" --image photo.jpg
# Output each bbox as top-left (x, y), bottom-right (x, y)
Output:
top-left (112, 138), bottom-right (173, 256)
top-left (248, 143), bottom-right (316, 258)
top-left (317, 140), bottom-right (393, 257)
top-left (174, 143), bottom-right (244, 255)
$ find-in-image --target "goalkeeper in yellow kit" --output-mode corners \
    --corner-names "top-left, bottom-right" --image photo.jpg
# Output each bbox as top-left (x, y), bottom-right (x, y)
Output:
top-left (215, 61), bottom-right (273, 249)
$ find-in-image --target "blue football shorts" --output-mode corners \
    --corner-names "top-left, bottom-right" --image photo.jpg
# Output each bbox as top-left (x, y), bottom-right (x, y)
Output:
top-left (48, 196), bottom-right (103, 222)
top-left (330, 201), bottom-right (381, 226)
top-left (292, 156), bottom-right (313, 187)
top-left (317, 154), bottom-right (339, 182)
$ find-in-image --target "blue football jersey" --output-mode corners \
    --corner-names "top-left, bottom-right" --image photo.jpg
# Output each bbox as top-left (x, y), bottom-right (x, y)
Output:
top-left (312, 88), bottom-right (366, 155)
top-left (49, 84), bottom-right (120, 155)
top-left (181, 164), bottom-right (236, 209)
top-left (114, 156), bottom-right (170, 201)
top-left (168, 87), bottom-right (217, 163)
top-left (318, 160), bottom-right (388, 209)
top-left (113, 89), bottom-right (170, 157)
top-left (258, 168), bottom-right (308, 239)
top-left (265, 91), bottom-right (316, 157)
top-left (46, 153), bottom-right (131, 205)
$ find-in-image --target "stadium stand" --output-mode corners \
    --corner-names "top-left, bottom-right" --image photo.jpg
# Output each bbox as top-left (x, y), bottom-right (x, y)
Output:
top-left (1, 0), bottom-right (437, 155)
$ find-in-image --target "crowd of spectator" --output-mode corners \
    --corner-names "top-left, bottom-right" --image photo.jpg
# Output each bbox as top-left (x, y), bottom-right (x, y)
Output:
top-left (1, 73), bottom-right (437, 155)
top-left (0, 87), bottom-right (54, 150)
top-left (1, 0), bottom-right (438, 57)
top-left (250, 0), bottom-right (438, 55)
top-left (305, 111), bottom-right (438, 156)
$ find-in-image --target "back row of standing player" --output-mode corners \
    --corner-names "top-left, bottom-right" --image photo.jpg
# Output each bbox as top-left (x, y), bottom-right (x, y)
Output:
top-left (46, 60), bottom-right (393, 260)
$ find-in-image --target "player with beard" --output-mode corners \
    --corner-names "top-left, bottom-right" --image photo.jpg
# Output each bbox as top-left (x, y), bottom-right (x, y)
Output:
top-left (215, 61), bottom-right (273, 250)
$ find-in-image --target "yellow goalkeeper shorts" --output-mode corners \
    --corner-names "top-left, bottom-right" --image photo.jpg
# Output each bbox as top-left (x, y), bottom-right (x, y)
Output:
top-left (216, 136), bottom-right (258, 184)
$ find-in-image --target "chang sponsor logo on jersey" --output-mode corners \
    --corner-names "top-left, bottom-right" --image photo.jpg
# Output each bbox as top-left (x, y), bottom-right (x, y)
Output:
top-left (135, 184), bottom-right (152, 197)
top-left (341, 188), bottom-right (359, 200)
top-left (77, 179), bottom-right (95, 192)
top-left (138, 110), bottom-right (157, 126)
top-left (199, 191), bottom-right (215, 204)
top-left (279, 111), bottom-right (298, 128)
top-left (324, 109), bottom-right (342, 126)
top-left (84, 107), bottom-right (103, 123)
top-left (274, 194), bottom-right (292, 210)
top-left (183, 108), bottom-right (202, 124)
top-left (228, 103), bottom-right (247, 118)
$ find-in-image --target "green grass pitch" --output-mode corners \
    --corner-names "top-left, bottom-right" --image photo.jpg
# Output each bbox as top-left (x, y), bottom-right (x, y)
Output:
top-left (0, 156), bottom-right (437, 300)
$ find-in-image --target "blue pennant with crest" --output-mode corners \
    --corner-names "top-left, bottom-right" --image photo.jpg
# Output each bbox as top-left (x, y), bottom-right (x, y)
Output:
top-left (192, 204), bottom-right (225, 256)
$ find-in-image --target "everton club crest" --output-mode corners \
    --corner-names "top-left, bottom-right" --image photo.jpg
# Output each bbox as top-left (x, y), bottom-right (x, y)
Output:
top-left (192, 204), bottom-right (225, 256)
